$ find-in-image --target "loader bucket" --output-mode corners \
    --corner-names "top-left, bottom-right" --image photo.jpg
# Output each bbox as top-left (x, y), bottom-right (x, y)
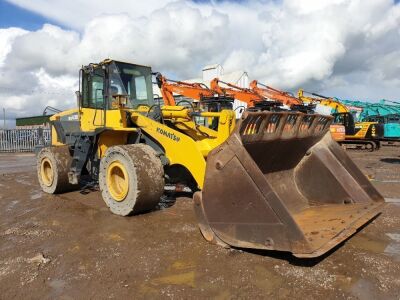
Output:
top-left (194, 111), bottom-right (385, 258)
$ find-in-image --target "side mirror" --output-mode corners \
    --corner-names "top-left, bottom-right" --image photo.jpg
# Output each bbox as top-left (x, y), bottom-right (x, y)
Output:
top-left (75, 91), bottom-right (81, 107)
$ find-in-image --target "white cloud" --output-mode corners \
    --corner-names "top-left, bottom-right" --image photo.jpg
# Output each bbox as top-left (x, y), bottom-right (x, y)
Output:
top-left (1, 0), bottom-right (400, 119)
top-left (0, 27), bottom-right (27, 67)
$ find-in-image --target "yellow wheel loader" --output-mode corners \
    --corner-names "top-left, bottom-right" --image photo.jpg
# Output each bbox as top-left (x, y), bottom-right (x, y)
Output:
top-left (37, 59), bottom-right (384, 258)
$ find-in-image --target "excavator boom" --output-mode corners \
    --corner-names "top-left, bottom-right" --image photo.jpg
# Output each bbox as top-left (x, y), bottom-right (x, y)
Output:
top-left (210, 78), bottom-right (282, 111)
top-left (250, 80), bottom-right (302, 108)
top-left (155, 73), bottom-right (217, 106)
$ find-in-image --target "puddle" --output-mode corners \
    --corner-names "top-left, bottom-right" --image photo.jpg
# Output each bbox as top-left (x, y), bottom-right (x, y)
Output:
top-left (372, 180), bottom-right (400, 183)
top-left (253, 265), bottom-right (283, 293)
top-left (15, 178), bottom-right (33, 186)
top-left (6, 200), bottom-right (19, 211)
top-left (30, 192), bottom-right (43, 200)
top-left (85, 208), bottom-right (99, 219)
top-left (385, 198), bottom-right (400, 203)
top-left (386, 233), bottom-right (400, 242)
top-left (152, 271), bottom-right (195, 287)
top-left (384, 233), bottom-right (400, 261)
top-left (169, 224), bottom-right (197, 233)
top-left (171, 260), bottom-right (195, 270)
top-left (145, 258), bottom-right (197, 290)
top-left (351, 233), bottom-right (400, 262)
top-left (215, 289), bottom-right (232, 300)
top-left (103, 233), bottom-right (124, 242)
top-left (350, 235), bottom-right (388, 254)
top-left (48, 279), bottom-right (67, 297)
top-left (350, 278), bottom-right (377, 300)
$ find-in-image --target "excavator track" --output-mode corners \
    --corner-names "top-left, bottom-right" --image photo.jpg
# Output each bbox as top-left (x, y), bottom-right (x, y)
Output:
top-left (339, 140), bottom-right (380, 152)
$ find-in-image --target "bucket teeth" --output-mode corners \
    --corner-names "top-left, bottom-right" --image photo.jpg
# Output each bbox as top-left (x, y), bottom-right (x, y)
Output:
top-left (239, 112), bottom-right (332, 144)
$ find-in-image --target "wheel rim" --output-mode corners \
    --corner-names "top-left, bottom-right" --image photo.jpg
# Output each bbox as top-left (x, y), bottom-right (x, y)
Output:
top-left (41, 158), bottom-right (54, 187)
top-left (107, 160), bottom-right (129, 201)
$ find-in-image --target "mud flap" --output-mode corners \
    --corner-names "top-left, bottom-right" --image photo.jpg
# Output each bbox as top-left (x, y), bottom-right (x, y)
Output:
top-left (194, 111), bottom-right (385, 258)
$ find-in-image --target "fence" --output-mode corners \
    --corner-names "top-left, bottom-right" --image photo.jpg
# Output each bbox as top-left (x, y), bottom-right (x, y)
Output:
top-left (0, 128), bottom-right (51, 152)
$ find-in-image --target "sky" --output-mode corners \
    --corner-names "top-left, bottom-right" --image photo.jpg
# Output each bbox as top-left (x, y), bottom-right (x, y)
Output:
top-left (0, 0), bottom-right (400, 124)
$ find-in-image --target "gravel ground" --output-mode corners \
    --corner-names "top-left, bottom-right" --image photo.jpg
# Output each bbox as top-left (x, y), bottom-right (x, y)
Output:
top-left (0, 147), bottom-right (399, 299)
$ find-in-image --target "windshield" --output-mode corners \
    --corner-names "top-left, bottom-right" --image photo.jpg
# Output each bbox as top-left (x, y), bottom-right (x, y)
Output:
top-left (365, 116), bottom-right (383, 123)
top-left (333, 113), bottom-right (344, 124)
top-left (108, 61), bottom-right (154, 109)
top-left (387, 115), bottom-right (400, 123)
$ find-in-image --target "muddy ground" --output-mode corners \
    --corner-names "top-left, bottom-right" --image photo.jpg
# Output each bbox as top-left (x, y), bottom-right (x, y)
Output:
top-left (0, 147), bottom-right (399, 299)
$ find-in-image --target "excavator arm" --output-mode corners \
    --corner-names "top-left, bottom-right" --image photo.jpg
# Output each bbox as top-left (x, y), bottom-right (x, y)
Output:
top-left (210, 78), bottom-right (264, 106)
top-left (156, 73), bottom-right (215, 105)
top-left (298, 89), bottom-right (349, 114)
top-left (250, 80), bottom-right (299, 106)
top-left (250, 80), bottom-right (314, 113)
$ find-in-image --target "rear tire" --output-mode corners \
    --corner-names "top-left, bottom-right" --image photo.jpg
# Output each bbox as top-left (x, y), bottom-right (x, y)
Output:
top-left (99, 144), bottom-right (164, 216)
top-left (37, 146), bottom-right (77, 194)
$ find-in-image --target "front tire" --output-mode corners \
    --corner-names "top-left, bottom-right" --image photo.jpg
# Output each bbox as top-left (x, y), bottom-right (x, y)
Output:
top-left (99, 144), bottom-right (164, 216)
top-left (37, 146), bottom-right (77, 194)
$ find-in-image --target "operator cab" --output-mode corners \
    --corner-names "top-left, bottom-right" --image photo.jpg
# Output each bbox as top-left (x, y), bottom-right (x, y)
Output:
top-left (365, 114), bottom-right (400, 124)
top-left (332, 112), bottom-right (357, 135)
top-left (80, 59), bottom-right (155, 111)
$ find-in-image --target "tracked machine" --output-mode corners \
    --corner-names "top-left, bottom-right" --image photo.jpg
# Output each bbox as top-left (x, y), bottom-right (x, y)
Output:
top-left (339, 99), bottom-right (400, 143)
top-left (37, 59), bottom-right (384, 258)
top-left (298, 89), bottom-right (384, 151)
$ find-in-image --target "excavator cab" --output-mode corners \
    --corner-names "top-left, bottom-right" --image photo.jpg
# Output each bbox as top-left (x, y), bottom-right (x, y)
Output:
top-left (333, 112), bottom-right (356, 135)
top-left (333, 112), bottom-right (384, 141)
top-left (199, 96), bottom-right (234, 112)
top-left (249, 100), bottom-right (283, 112)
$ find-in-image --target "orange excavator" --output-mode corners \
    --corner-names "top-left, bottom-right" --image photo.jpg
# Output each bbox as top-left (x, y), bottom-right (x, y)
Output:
top-left (155, 73), bottom-right (235, 130)
top-left (155, 73), bottom-right (233, 112)
top-left (249, 80), bottom-right (314, 113)
top-left (249, 80), bottom-right (346, 142)
top-left (210, 78), bottom-right (282, 112)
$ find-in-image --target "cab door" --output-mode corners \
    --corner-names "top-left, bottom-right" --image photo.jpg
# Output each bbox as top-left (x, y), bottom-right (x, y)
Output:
top-left (80, 67), bottom-right (106, 131)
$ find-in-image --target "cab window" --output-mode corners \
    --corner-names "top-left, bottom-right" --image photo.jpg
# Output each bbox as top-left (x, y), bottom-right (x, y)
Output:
top-left (82, 68), bottom-right (105, 109)
top-left (108, 62), bottom-right (154, 109)
top-left (333, 114), bottom-right (344, 124)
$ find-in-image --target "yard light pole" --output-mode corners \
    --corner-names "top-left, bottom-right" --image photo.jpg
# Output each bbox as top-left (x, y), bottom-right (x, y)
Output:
top-left (2, 108), bottom-right (5, 129)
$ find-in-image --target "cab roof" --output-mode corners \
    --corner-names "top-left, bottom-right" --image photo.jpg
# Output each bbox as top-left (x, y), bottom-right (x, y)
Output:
top-left (83, 59), bottom-right (152, 70)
